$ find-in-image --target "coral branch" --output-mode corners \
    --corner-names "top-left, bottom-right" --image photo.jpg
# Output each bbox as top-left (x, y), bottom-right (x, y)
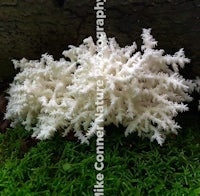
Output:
top-left (5, 29), bottom-right (194, 145)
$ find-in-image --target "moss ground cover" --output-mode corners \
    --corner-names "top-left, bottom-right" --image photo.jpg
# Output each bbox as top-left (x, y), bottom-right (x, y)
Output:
top-left (0, 117), bottom-right (200, 195)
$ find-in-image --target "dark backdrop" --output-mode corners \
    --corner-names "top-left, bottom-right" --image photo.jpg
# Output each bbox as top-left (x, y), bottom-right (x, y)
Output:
top-left (0, 0), bottom-right (199, 80)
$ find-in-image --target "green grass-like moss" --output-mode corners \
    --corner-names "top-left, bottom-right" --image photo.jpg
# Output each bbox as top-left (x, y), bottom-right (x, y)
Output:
top-left (0, 121), bottom-right (200, 195)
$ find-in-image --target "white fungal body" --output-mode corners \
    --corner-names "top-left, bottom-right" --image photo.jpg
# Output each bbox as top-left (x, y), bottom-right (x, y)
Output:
top-left (5, 29), bottom-right (194, 145)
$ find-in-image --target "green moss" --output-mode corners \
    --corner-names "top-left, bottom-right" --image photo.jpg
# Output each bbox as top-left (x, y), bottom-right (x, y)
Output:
top-left (0, 122), bottom-right (200, 195)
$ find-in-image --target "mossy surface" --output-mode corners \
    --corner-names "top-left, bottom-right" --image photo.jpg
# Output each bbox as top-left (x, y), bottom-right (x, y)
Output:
top-left (0, 121), bottom-right (200, 195)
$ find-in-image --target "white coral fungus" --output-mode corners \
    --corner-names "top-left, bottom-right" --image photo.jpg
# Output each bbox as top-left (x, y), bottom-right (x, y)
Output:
top-left (5, 29), bottom-right (193, 145)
